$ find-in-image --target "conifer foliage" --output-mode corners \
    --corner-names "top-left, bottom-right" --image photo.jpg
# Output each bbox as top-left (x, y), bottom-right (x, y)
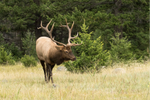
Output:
top-left (64, 21), bottom-right (110, 73)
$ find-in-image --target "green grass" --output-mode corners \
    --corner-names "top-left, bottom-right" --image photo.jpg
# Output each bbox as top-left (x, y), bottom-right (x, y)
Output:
top-left (0, 62), bottom-right (150, 100)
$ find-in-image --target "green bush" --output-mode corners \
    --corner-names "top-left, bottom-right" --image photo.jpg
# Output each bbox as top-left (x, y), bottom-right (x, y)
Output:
top-left (5, 43), bottom-right (22, 61)
top-left (0, 33), bottom-right (22, 61)
top-left (109, 33), bottom-right (135, 63)
top-left (21, 31), bottom-right (36, 58)
top-left (0, 46), bottom-right (15, 65)
top-left (21, 55), bottom-right (37, 67)
top-left (64, 21), bottom-right (110, 73)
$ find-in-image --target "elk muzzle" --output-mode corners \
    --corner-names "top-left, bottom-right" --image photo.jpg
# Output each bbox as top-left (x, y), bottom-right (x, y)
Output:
top-left (71, 57), bottom-right (76, 61)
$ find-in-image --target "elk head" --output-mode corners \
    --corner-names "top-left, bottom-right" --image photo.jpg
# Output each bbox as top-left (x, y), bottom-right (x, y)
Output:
top-left (38, 19), bottom-right (82, 61)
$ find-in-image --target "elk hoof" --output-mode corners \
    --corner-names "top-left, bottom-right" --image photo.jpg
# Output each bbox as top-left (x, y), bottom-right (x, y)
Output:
top-left (53, 84), bottom-right (57, 87)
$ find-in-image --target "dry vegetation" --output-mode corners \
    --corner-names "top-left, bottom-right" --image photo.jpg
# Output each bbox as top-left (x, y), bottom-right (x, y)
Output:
top-left (0, 62), bottom-right (150, 100)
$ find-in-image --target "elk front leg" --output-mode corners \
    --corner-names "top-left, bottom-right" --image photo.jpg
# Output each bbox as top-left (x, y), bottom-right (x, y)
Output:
top-left (51, 64), bottom-right (56, 87)
top-left (50, 64), bottom-right (55, 85)
top-left (46, 63), bottom-right (56, 87)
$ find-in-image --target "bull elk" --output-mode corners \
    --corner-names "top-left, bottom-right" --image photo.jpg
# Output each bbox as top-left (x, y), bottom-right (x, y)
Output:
top-left (36, 19), bottom-right (81, 87)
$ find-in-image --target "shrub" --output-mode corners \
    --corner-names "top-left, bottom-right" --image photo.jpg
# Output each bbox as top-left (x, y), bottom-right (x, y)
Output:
top-left (0, 46), bottom-right (15, 65)
top-left (21, 31), bottom-right (36, 58)
top-left (109, 33), bottom-right (135, 63)
top-left (21, 55), bottom-right (37, 67)
top-left (0, 33), bottom-right (22, 61)
top-left (5, 43), bottom-right (22, 61)
top-left (64, 20), bottom-right (110, 73)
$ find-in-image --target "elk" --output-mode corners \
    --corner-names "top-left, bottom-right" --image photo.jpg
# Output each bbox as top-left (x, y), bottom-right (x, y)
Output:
top-left (36, 19), bottom-right (81, 87)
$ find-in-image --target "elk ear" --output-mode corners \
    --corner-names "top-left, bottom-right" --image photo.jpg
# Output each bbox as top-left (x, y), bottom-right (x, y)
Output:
top-left (55, 45), bottom-right (64, 51)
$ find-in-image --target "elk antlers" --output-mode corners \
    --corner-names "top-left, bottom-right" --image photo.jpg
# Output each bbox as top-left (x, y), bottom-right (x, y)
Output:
top-left (38, 19), bottom-right (82, 46)
top-left (60, 19), bottom-right (81, 46)
top-left (38, 19), bottom-right (66, 46)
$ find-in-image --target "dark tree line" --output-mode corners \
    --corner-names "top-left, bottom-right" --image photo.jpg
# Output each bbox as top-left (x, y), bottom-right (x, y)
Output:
top-left (0, 0), bottom-right (149, 60)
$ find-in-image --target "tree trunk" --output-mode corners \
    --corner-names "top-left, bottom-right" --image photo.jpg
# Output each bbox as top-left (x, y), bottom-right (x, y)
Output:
top-left (113, 0), bottom-right (123, 39)
top-left (33, 0), bottom-right (42, 40)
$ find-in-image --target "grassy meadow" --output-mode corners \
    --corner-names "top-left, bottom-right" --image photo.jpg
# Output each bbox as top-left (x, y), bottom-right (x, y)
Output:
top-left (0, 62), bottom-right (150, 100)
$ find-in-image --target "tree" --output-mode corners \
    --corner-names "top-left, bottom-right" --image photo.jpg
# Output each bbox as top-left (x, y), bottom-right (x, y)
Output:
top-left (109, 33), bottom-right (134, 62)
top-left (64, 21), bottom-right (110, 73)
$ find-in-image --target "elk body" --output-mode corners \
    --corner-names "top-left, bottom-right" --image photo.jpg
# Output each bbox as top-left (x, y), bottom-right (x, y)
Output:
top-left (36, 19), bottom-right (81, 86)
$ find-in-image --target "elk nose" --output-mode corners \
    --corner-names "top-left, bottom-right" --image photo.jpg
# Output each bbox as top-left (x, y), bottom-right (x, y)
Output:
top-left (72, 57), bottom-right (76, 61)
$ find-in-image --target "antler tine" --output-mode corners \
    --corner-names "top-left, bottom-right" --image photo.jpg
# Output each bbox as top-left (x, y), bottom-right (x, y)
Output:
top-left (37, 21), bottom-right (43, 29)
top-left (37, 21), bottom-right (51, 35)
top-left (46, 19), bottom-right (52, 29)
top-left (71, 32), bottom-right (78, 39)
top-left (71, 21), bottom-right (74, 30)
top-left (65, 19), bottom-right (68, 25)
top-left (67, 21), bottom-right (75, 44)
top-left (49, 22), bottom-right (54, 39)
top-left (67, 39), bottom-right (83, 46)
top-left (68, 32), bottom-right (78, 44)
top-left (68, 32), bottom-right (82, 46)
top-left (69, 42), bottom-right (83, 46)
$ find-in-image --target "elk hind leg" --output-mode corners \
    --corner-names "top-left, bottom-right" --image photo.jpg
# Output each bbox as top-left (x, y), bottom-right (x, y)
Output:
top-left (40, 60), bottom-right (47, 82)
top-left (46, 63), bottom-right (51, 83)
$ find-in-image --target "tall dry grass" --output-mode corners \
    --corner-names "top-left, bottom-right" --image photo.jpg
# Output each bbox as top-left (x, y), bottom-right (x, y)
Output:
top-left (0, 62), bottom-right (150, 100)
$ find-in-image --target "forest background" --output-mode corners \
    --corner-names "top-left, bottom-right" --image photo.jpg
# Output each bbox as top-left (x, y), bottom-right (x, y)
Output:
top-left (0, 0), bottom-right (149, 72)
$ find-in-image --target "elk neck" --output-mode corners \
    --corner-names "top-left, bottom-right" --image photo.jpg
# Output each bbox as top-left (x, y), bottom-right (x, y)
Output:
top-left (48, 47), bottom-right (65, 65)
